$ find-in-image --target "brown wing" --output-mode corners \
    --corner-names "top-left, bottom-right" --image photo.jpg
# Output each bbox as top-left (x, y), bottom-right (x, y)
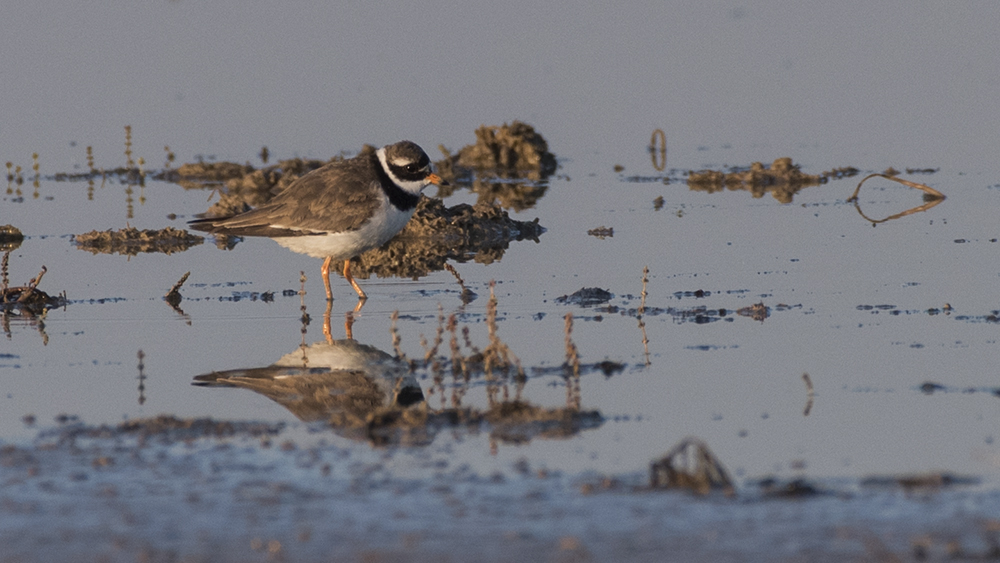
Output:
top-left (189, 152), bottom-right (382, 237)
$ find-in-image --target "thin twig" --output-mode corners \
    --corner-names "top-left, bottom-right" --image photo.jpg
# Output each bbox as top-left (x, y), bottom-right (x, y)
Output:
top-left (1, 252), bottom-right (9, 292)
top-left (846, 173), bottom-right (945, 224)
top-left (164, 271), bottom-right (190, 304)
top-left (802, 373), bottom-right (814, 417)
top-left (16, 266), bottom-right (46, 303)
top-left (847, 173), bottom-right (944, 202)
top-left (638, 266), bottom-right (651, 366)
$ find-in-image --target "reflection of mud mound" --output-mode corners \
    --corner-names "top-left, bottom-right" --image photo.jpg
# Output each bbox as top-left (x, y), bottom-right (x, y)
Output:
top-left (357, 401), bottom-right (603, 447)
top-left (448, 178), bottom-right (549, 212)
top-left (0, 225), bottom-right (24, 251)
top-left (349, 198), bottom-right (544, 279)
top-left (50, 167), bottom-right (146, 185)
top-left (687, 158), bottom-right (824, 203)
top-left (435, 122), bottom-right (557, 210)
top-left (74, 227), bottom-right (204, 256)
top-left (485, 400), bottom-right (604, 442)
top-left (37, 415), bottom-right (284, 445)
top-left (167, 161), bottom-right (254, 183)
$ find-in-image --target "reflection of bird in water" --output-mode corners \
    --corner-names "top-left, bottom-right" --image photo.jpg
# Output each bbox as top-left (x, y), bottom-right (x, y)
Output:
top-left (193, 339), bottom-right (423, 423)
top-left (189, 141), bottom-right (448, 302)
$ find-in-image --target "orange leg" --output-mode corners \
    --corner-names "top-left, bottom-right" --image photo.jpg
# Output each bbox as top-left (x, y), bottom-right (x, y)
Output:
top-left (344, 297), bottom-right (365, 340)
top-left (343, 260), bottom-right (367, 300)
top-left (322, 299), bottom-right (334, 345)
top-left (321, 256), bottom-right (334, 301)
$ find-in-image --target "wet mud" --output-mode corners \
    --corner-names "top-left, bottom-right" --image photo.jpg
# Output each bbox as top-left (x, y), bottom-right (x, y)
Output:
top-left (2, 412), bottom-right (995, 563)
top-left (5, 123), bottom-right (993, 561)
top-left (349, 198), bottom-right (543, 280)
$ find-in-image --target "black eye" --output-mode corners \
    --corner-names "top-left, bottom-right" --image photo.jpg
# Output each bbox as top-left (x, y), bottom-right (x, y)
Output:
top-left (405, 164), bottom-right (419, 173)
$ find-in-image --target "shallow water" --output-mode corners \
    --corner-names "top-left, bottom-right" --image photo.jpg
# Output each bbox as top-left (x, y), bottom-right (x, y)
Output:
top-left (3, 1), bottom-right (1000, 560)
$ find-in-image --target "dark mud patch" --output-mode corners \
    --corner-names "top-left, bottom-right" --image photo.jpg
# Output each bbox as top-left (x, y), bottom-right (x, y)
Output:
top-left (337, 402), bottom-right (603, 447)
top-left (587, 226), bottom-right (613, 239)
top-left (852, 303), bottom-right (1000, 326)
top-left (35, 414), bottom-right (285, 446)
top-left (556, 287), bottom-right (613, 307)
top-left (860, 472), bottom-right (980, 492)
top-left (349, 198), bottom-right (544, 279)
top-left (752, 477), bottom-right (826, 498)
top-left (0, 224), bottom-right (25, 251)
top-left (73, 226), bottom-right (204, 256)
top-left (918, 381), bottom-right (1000, 397)
top-left (579, 300), bottom-right (800, 326)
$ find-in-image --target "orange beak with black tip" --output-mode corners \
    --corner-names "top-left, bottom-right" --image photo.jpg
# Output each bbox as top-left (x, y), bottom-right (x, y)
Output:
top-left (425, 173), bottom-right (449, 187)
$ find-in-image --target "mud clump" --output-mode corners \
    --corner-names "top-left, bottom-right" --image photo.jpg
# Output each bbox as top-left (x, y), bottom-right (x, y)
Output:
top-left (859, 472), bottom-right (979, 492)
top-left (74, 227), bottom-right (204, 256)
top-left (435, 122), bottom-right (557, 211)
top-left (587, 226), bottom-right (614, 239)
top-left (687, 157), bottom-right (824, 203)
top-left (0, 225), bottom-right (24, 251)
top-left (441, 121), bottom-right (557, 175)
top-left (649, 437), bottom-right (735, 496)
top-left (347, 197), bottom-right (544, 280)
top-left (754, 477), bottom-right (824, 498)
top-left (556, 287), bottom-right (614, 307)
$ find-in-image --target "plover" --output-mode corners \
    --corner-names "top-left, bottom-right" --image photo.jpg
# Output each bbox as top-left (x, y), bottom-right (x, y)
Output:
top-left (190, 141), bottom-right (448, 301)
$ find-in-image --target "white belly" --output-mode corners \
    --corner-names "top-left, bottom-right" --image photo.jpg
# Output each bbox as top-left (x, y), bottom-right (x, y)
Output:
top-left (273, 200), bottom-right (415, 260)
